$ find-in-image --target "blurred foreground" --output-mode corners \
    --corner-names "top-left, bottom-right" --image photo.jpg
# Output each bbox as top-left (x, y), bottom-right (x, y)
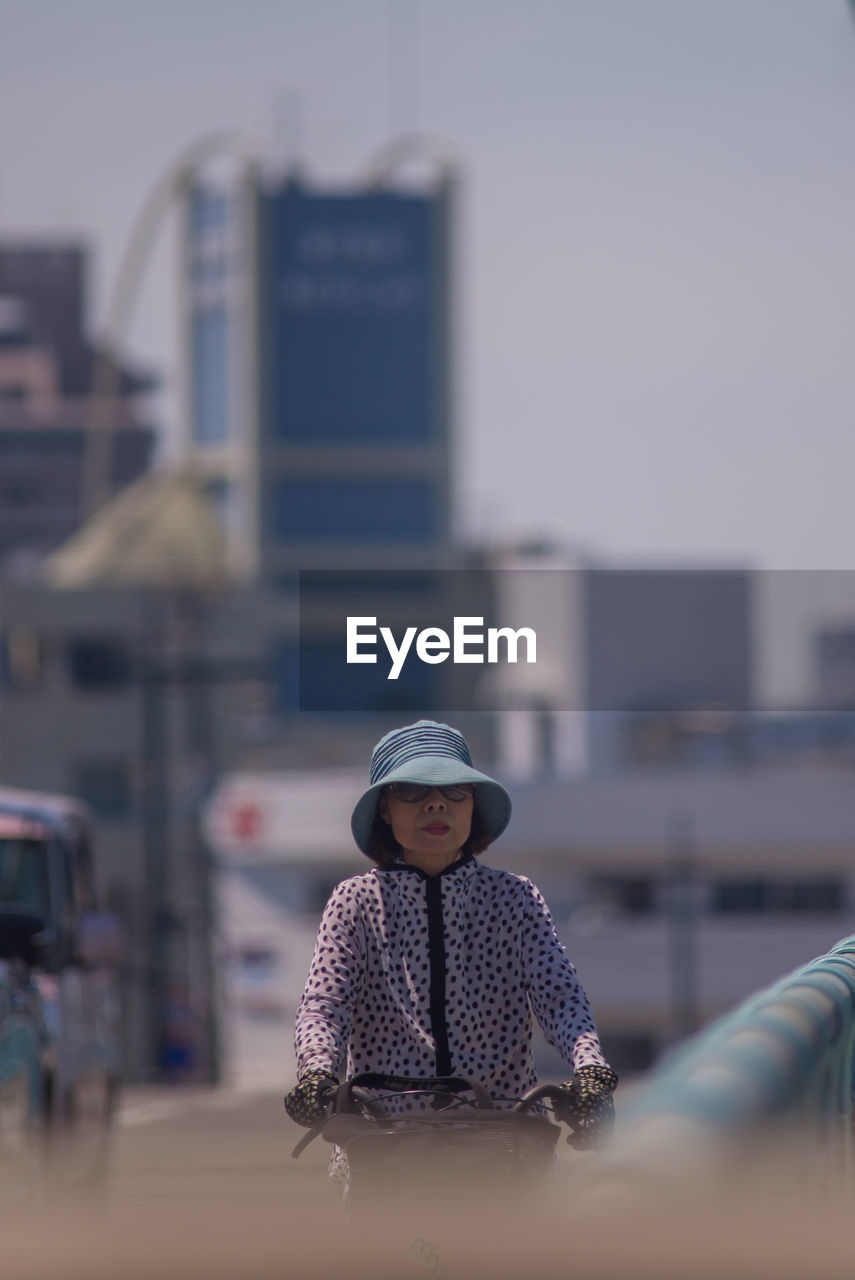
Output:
top-left (4, 1087), bottom-right (854, 1280)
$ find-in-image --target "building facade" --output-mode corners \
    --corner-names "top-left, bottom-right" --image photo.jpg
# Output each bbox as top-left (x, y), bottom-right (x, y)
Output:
top-left (0, 244), bottom-right (156, 571)
top-left (182, 172), bottom-right (454, 575)
top-left (181, 165), bottom-right (459, 717)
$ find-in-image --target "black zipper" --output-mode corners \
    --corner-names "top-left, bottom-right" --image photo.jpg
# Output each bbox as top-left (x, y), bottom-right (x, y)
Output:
top-left (381, 855), bottom-right (474, 1079)
top-left (425, 875), bottom-right (452, 1076)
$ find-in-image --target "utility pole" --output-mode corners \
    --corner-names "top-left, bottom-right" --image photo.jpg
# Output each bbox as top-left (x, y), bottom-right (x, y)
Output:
top-left (138, 587), bottom-right (263, 1084)
top-left (178, 591), bottom-right (222, 1087)
top-left (139, 591), bottom-right (171, 1081)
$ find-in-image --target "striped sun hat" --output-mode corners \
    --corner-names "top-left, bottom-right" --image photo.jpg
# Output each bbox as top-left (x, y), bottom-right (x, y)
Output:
top-left (350, 720), bottom-right (512, 857)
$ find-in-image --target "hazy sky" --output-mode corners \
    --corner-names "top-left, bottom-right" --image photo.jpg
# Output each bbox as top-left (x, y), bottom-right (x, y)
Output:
top-left (4, 0), bottom-right (855, 569)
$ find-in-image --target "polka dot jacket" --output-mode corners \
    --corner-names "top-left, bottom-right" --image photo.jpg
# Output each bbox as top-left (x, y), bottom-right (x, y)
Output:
top-left (294, 852), bottom-right (611, 1191)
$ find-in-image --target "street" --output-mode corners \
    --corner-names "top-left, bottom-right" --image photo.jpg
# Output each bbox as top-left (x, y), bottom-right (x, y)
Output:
top-left (6, 1087), bottom-right (350, 1279)
top-left (4, 1083), bottom-right (854, 1280)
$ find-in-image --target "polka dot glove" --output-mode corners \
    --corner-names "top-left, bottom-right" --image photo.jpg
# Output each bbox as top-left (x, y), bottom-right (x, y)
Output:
top-left (553, 1064), bottom-right (618, 1149)
top-left (283, 1070), bottom-right (339, 1128)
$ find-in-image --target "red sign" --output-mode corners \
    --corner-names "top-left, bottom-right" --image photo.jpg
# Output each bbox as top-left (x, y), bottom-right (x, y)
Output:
top-left (229, 802), bottom-right (263, 843)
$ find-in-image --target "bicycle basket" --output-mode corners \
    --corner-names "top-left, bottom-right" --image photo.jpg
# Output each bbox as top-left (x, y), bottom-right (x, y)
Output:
top-left (323, 1107), bottom-right (560, 1191)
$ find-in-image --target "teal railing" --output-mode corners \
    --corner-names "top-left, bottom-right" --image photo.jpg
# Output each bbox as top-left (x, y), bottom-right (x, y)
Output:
top-left (596, 935), bottom-right (855, 1190)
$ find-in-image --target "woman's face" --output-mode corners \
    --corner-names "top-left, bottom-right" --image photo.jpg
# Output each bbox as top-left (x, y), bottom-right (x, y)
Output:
top-left (378, 784), bottom-right (474, 865)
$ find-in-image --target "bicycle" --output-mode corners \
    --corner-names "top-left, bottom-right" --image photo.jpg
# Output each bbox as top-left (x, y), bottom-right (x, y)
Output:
top-left (290, 1072), bottom-right (586, 1225)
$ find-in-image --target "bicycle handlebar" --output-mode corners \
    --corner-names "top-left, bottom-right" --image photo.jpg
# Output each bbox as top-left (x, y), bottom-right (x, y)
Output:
top-left (331, 1074), bottom-right (570, 1114)
top-left (334, 1072), bottom-right (495, 1116)
top-left (289, 1074), bottom-right (572, 1160)
top-left (512, 1083), bottom-right (569, 1114)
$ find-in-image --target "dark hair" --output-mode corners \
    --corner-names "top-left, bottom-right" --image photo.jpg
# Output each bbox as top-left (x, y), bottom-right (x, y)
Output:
top-left (365, 790), bottom-right (493, 867)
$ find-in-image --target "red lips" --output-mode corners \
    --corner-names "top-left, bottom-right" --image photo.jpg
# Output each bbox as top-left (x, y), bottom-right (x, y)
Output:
top-left (422, 824), bottom-right (450, 835)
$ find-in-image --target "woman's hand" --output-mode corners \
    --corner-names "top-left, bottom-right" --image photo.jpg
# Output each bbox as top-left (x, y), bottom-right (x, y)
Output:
top-left (553, 1064), bottom-right (618, 1149)
top-left (283, 1070), bottom-right (339, 1127)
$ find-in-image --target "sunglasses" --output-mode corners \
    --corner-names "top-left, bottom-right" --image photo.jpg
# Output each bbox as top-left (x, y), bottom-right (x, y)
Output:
top-left (387, 783), bottom-right (474, 803)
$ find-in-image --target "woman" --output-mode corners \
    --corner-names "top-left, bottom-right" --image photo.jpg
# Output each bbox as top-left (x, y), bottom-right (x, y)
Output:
top-left (284, 720), bottom-right (617, 1192)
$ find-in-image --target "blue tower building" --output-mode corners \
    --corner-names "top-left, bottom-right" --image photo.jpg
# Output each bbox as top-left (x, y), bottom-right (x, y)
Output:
top-left (181, 154), bottom-right (459, 714)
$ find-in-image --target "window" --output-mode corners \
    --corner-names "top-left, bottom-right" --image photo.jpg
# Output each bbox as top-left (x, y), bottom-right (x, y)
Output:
top-left (1, 480), bottom-right (39, 505)
top-left (298, 570), bottom-right (437, 599)
top-left (589, 875), bottom-right (657, 916)
top-left (788, 880), bottom-right (845, 913)
top-left (276, 636), bottom-right (437, 714)
top-left (273, 478), bottom-right (436, 543)
top-left (712, 879), bottom-right (766, 915)
top-left (189, 185), bottom-right (231, 238)
top-left (0, 837), bottom-right (50, 916)
top-left (815, 628), bottom-right (855, 707)
top-left (191, 306), bottom-right (230, 444)
top-left (712, 877), bottom-right (845, 916)
top-left (272, 190), bottom-right (435, 444)
top-left (67, 637), bottom-right (132, 690)
top-left (0, 627), bottom-right (44, 690)
top-left (73, 759), bottom-right (132, 821)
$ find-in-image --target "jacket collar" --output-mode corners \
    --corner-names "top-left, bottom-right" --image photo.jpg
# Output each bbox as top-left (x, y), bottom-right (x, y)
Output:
top-left (380, 851), bottom-right (477, 881)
